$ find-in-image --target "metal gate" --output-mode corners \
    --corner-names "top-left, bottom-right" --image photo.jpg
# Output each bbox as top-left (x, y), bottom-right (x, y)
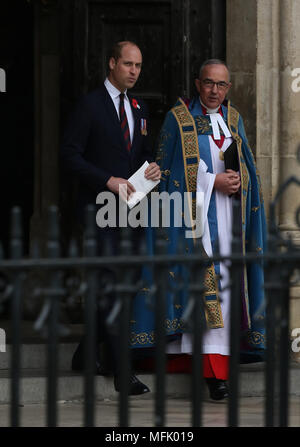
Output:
top-left (0, 150), bottom-right (299, 428)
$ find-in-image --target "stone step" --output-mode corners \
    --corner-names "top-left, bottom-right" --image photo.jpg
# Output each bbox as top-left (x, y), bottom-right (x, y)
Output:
top-left (0, 370), bottom-right (189, 404)
top-left (0, 363), bottom-right (299, 404)
top-left (0, 321), bottom-right (83, 344)
top-left (0, 343), bottom-right (77, 371)
top-left (0, 320), bottom-right (83, 371)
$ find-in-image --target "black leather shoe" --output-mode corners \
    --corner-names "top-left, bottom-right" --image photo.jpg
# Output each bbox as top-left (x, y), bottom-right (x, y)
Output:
top-left (205, 378), bottom-right (229, 401)
top-left (114, 374), bottom-right (150, 395)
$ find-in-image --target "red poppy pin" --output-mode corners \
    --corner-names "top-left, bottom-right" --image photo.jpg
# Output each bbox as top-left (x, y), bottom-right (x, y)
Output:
top-left (132, 98), bottom-right (140, 109)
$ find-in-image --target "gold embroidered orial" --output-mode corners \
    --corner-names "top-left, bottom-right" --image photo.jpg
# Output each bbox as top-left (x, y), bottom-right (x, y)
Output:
top-left (131, 331), bottom-right (155, 345)
top-left (203, 266), bottom-right (224, 328)
top-left (171, 99), bottom-right (199, 237)
top-left (165, 318), bottom-right (183, 332)
top-left (170, 98), bottom-right (224, 329)
top-left (183, 132), bottom-right (198, 157)
top-left (194, 115), bottom-right (211, 134)
top-left (205, 301), bottom-right (224, 328)
top-left (204, 265), bottom-right (218, 294)
top-left (131, 317), bottom-right (185, 346)
top-left (175, 108), bottom-right (194, 126)
top-left (247, 330), bottom-right (265, 346)
top-left (186, 165), bottom-right (198, 203)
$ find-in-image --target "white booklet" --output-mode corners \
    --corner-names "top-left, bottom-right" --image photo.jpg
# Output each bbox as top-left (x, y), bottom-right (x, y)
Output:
top-left (126, 161), bottom-right (160, 209)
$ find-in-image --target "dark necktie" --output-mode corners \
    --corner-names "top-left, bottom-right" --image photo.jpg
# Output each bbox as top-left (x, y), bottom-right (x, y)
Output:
top-left (119, 93), bottom-right (131, 152)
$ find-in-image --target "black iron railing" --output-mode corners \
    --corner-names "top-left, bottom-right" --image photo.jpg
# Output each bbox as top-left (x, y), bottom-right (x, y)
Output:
top-left (0, 152), bottom-right (299, 428)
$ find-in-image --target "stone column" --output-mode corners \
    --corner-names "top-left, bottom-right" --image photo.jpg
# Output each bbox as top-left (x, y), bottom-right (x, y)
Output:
top-left (226, 0), bottom-right (257, 155)
top-left (227, 0), bottom-right (300, 358)
top-left (275, 0), bottom-right (300, 351)
top-left (275, 0), bottom-right (300, 236)
top-left (256, 0), bottom-right (281, 213)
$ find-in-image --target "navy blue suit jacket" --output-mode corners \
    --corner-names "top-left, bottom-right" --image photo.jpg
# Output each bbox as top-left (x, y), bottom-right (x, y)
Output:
top-left (61, 83), bottom-right (154, 222)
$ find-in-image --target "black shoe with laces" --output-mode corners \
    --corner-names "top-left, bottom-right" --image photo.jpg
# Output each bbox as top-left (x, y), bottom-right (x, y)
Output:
top-left (114, 374), bottom-right (150, 395)
top-left (205, 378), bottom-right (229, 401)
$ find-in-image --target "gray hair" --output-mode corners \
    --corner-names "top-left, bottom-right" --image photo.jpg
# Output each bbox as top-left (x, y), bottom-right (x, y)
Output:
top-left (198, 59), bottom-right (230, 81)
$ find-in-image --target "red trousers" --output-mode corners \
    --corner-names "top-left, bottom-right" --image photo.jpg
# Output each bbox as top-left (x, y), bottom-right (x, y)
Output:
top-left (202, 354), bottom-right (229, 380)
top-left (165, 353), bottom-right (229, 380)
top-left (138, 353), bottom-right (229, 380)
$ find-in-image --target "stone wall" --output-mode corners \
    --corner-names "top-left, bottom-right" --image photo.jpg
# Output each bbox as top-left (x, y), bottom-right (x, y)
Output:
top-left (226, 0), bottom-right (257, 155)
top-left (227, 0), bottom-right (300, 359)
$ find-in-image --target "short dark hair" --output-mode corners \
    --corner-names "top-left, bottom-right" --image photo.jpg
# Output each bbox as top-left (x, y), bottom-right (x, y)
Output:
top-left (109, 41), bottom-right (140, 63)
top-left (198, 59), bottom-right (230, 80)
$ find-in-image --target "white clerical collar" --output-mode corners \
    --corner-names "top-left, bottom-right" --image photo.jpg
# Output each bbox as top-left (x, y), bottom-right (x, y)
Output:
top-left (199, 97), bottom-right (231, 140)
top-left (199, 97), bottom-right (220, 114)
top-left (104, 77), bottom-right (129, 100)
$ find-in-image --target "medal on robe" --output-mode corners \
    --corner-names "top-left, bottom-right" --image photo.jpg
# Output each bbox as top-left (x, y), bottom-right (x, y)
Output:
top-left (140, 118), bottom-right (147, 136)
top-left (219, 151), bottom-right (224, 161)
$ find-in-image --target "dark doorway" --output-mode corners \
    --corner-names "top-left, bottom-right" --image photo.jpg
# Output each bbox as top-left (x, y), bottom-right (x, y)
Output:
top-left (59, 0), bottom-right (226, 245)
top-left (61, 0), bottom-right (226, 146)
top-left (0, 0), bottom-right (34, 256)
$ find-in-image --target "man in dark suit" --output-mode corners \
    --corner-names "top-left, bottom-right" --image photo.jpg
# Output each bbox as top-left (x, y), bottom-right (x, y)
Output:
top-left (61, 41), bottom-right (160, 395)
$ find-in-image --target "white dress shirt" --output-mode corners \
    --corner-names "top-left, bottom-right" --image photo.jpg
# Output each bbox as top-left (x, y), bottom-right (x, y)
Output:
top-left (104, 78), bottom-right (134, 142)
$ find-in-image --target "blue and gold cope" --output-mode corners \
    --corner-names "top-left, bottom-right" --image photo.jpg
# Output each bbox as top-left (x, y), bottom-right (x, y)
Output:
top-left (130, 96), bottom-right (267, 356)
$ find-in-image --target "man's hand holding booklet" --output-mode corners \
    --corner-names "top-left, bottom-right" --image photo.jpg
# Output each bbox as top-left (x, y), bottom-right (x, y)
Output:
top-left (126, 161), bottom-right (161, 209)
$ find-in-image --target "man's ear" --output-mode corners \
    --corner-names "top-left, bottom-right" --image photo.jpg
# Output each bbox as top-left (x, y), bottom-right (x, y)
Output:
top-left (109, 57), bottom-right (116, 71)
top-left (195, 78), bottom-right (201, 93)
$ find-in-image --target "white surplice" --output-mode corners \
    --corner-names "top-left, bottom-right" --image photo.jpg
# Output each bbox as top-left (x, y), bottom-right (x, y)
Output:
top-left (166, 134), bottom-right (234, 356)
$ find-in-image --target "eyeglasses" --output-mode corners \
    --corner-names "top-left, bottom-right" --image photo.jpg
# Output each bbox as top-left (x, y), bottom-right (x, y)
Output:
top-left (201, 79), bottom-right (229, 91)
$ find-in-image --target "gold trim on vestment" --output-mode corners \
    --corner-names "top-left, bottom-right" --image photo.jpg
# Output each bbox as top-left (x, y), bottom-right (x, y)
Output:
top-left (170, 98), bottom-right (223, 329)
top-left (171, 99), bottom-right (199, 236)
